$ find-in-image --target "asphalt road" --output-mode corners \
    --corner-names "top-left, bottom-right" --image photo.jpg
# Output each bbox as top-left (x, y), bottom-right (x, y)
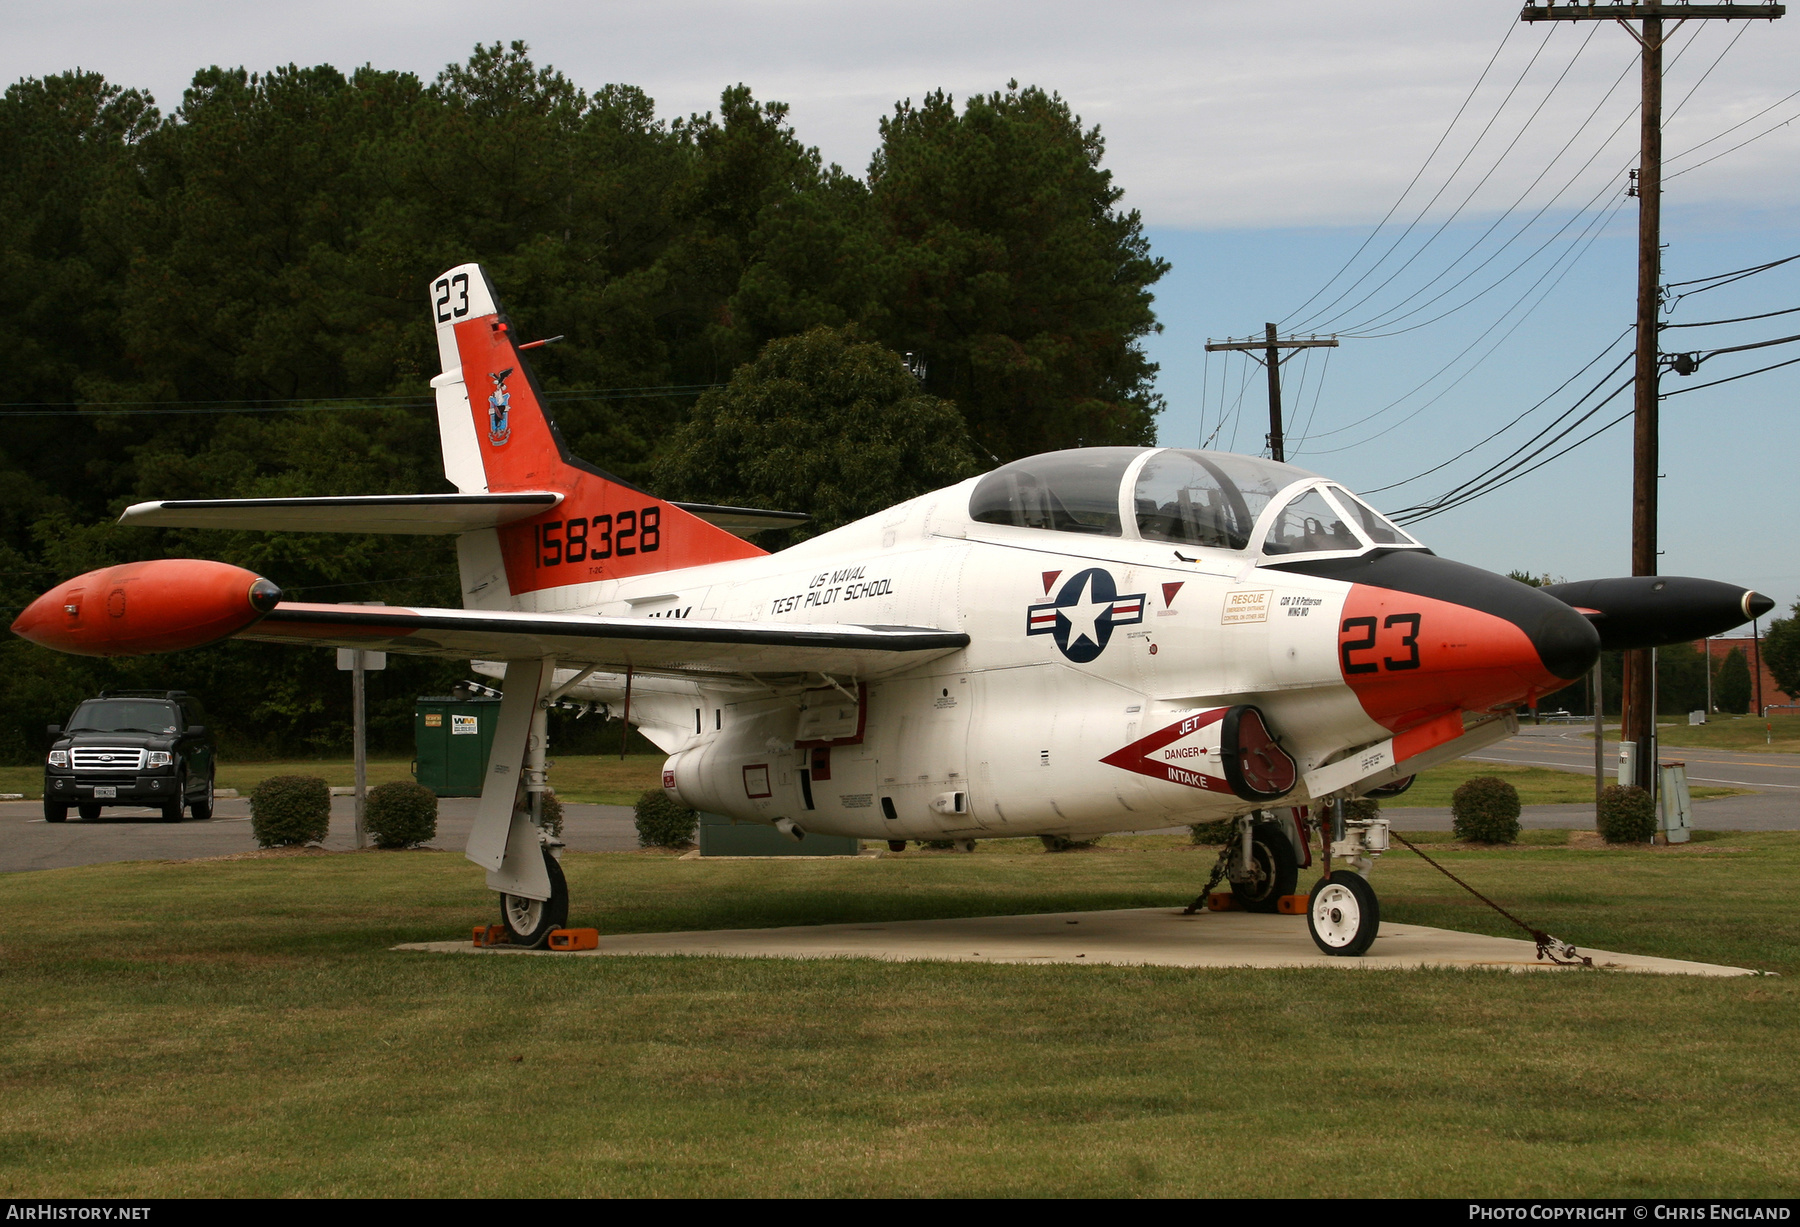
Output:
top-left (1393, 722), bottom-right (1800, 831)
top-left (6, 723), bottom-right (1794, 872)
top-left (0, 796), bottom-right (642, 874)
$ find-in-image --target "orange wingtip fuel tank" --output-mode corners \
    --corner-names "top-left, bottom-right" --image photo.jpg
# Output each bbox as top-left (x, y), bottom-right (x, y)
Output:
top-left (10, 560), bottom-right (282, 657)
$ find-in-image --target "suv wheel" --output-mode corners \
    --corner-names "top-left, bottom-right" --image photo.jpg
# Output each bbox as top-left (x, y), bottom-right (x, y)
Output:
top-left (189, 771), bottom-right (216, 822)
top-left (77, 803), bottom-right (101, 820)
top-left (160, 772), bottom-right (185, 822)
top-left (44, 800), bottom-right (67, 823)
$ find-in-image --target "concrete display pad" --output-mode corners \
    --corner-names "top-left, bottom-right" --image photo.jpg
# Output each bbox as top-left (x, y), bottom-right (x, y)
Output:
top-left (397, 907), bottom-right (1754, 976)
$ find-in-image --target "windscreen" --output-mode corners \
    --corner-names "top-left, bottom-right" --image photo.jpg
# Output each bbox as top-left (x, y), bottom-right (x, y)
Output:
top-left (1327, 486), bottom-right (1417, 547)
top-left (968, 448), bottom-right (1139, 537)
top-left (67, 701), bottom-right (181, 735)
top-left (1135, 449), bottom-right (1318, 551)
top-left (1262, 489), bottom-right (1363, 556)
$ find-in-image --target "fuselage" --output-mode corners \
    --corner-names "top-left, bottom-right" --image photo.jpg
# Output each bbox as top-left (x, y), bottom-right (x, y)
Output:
top-left (472, 446), bottom-right (1599, 842)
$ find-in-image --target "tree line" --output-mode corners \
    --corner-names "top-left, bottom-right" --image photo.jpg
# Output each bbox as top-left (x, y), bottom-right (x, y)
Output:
top-left (0, 42), bottom-right (1167, 761)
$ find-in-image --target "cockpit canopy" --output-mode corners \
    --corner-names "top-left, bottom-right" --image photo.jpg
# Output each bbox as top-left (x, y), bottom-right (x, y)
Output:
top-left (967, 447), bottom-right (1419, 558)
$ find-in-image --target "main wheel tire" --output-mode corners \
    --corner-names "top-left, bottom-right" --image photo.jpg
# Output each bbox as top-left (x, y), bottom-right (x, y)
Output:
top-left (77, 803), bottom-right (101, 821)
top-left (1230, 820), bottom-right (1300, 913)
top-left (189, 772), bottom-right (215, 822)
top-left (1307, 871), bottom-right (1381, 957)
top-left (44, 800), bottom-right (67, 823)
top-left (498, 849), bottom-right (569, 949)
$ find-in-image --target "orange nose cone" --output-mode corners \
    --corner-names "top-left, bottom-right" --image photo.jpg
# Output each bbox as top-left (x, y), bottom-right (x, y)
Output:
top-left (11, 560), bottom-right (281, 657)
top-left (1338, 584), bottom-right (1590, 732)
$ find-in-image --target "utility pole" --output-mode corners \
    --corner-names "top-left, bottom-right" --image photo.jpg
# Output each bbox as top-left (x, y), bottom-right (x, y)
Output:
top-left (1204, 325), bottom-right (1338, 461)
top-left (1520, 1), bottom-right (1783, 792)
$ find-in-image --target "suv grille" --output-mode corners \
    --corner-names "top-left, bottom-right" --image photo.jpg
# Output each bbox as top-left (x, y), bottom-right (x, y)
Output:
top-left (72, 747), bottom-right (147, 772)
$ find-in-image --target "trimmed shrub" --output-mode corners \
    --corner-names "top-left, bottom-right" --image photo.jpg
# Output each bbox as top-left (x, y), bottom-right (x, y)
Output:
top-left (365, 781), bottom-right (438, 849)
top-left (250, 775), bottom-right (331, 847)
top-left (539, 790), bottom-right (564, 839)
top-left (636, 789), bottom-right (697, 848)
top-left (1451, 775), bottom-right (1521, 844)
top-left (1344, 796), bottom-right (1381, 822)
top-left (1598, 784), bottom-right (1657, 843)
top-left (1039, 834), bottom-right (1100, 851)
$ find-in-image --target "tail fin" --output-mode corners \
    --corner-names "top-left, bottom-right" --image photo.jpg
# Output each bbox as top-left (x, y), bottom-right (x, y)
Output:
top-left (428, 264), bottom-right (763, 598)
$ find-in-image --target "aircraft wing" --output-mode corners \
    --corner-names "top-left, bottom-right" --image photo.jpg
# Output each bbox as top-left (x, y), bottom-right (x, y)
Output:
top-left (119, 494), bottom-right (805, 539)
top-left (236, 602), bottom-right (968, 678)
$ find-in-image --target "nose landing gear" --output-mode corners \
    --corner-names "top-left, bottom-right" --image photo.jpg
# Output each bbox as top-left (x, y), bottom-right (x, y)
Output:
top-left (1304, 802), bottom-right (1389, 956)
top-left (1307, 872), bottom-right (1379, 956)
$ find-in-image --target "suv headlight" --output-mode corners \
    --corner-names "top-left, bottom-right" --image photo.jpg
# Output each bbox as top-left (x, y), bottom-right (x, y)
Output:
top-left (147, 751), bottom-right (174, 768)
top-left (47, 750), bottom-right (67, 768)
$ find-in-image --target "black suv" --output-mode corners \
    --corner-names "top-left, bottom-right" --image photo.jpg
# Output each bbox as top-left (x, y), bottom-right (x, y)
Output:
top-left (44, 691), bottom-right (216, 823)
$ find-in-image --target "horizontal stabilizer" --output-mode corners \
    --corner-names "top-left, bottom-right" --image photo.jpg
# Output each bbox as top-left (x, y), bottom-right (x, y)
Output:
top-left (119, 494), bottom-right (803, 539)
top-left (120, 494), bottom-right (561, 535)
top-left (672, 502), bottom-right (808, 538)
top-left (237, 602), bottom-right (968, 679)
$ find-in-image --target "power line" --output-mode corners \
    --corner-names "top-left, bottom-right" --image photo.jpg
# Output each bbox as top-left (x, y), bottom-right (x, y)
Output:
top-left (1303, 188), bottom-right (1629, 451)
top-left (1396, 391), bottom-right (1635, 525)
top-left (1662, 351), bottom-right (1800, 396)
top-left (1389, 363), bottom-right (1634, 518)
top-left (1666, 251), bottom-right (1800, 290)
top-left (1280, 19), bottom-right (1524, 330)
top-left (1287, 23), bottom-right (1561, 334)
top-left (1663, 304), bottom-right (1800, 328)
top-left (0, 383), bottom-right (727, 417)
top-left (1666, 106), bottom-right (1800, 181)
top-left (1318, 23), bottom-right (1616, 336)
top-left (1359, 326), bottom-right (1632, 495)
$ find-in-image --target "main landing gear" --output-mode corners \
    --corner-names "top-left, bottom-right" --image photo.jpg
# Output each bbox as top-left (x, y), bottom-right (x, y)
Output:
top-left (499, 846), bottom-right (569, 947)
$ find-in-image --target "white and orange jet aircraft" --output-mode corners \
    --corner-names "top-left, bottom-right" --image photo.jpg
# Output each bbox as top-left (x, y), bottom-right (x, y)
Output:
top-left (13, 264), bottom-right (1772, 955)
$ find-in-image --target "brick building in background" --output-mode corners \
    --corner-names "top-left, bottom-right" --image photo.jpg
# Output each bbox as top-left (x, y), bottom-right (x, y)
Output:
top-left (1696, 636), bottom-right (1797, 712)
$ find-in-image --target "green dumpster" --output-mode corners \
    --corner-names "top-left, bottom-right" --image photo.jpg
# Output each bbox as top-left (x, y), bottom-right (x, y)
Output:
top-left (414, 694), bottom-right (502, 797)
top-left (696, 810), bottom-right (861, 857)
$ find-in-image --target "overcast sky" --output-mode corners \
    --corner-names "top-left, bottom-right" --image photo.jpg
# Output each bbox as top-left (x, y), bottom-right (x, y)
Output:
top-left (12, 0), bottom-right (1798, 228)
top-left (13, 2), bottom-right (1800, 615)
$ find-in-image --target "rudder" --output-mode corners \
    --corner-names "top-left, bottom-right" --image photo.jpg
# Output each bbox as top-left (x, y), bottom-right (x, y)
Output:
top-left (427, 263), bottom-right (763, 597)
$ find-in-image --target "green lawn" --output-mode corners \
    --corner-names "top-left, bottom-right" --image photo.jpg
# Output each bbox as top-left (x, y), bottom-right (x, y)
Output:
top-left (0, 836), bottom-right (1796, 1197)
top-left (1639, 713), bottom-right (1800, 755)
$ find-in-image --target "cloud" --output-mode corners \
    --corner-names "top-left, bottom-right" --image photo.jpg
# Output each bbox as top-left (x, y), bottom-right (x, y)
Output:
top-left (9, 0), bottom-right (1798, 227)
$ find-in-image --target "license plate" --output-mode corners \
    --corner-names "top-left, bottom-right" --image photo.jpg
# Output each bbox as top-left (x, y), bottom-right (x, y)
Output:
top-left (92, 786), bottom-right (116, 799)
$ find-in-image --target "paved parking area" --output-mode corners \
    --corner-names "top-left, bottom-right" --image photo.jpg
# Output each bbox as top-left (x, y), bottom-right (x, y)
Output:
top-left (0, 796), bottom-right (640, 873)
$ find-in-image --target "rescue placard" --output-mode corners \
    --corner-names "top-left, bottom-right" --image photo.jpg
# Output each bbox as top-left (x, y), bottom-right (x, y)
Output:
top-left (1222, 590), bottom-right (1272, 625)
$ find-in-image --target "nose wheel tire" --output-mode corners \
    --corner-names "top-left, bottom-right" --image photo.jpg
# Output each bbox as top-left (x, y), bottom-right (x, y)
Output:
top-left (1230, 820), bottom-right (1299, 913)
top-left (1308, 871), bottom-right (1380, 957)
top-left (498, 848), bottom-right (569, 948)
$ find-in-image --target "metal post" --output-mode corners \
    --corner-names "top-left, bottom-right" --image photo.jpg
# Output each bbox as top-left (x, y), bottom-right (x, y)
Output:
top-left (527, 701), bottom-right (547, 827)
top-left (619, 666), bottom-right (634, 760)
top-left (1593, 659), bottom-right (1605, 828)
top-left (352, 652), bottom-right (367, 849)
top-left (1705, 636), bottom-right (1713, 712)
top-left (1754, 617), bottom-right (1764, 716)
top-left (1263, 323), bottom-right (1284, 463)
top-left (1622, 14), bottom-right (1664, 803)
